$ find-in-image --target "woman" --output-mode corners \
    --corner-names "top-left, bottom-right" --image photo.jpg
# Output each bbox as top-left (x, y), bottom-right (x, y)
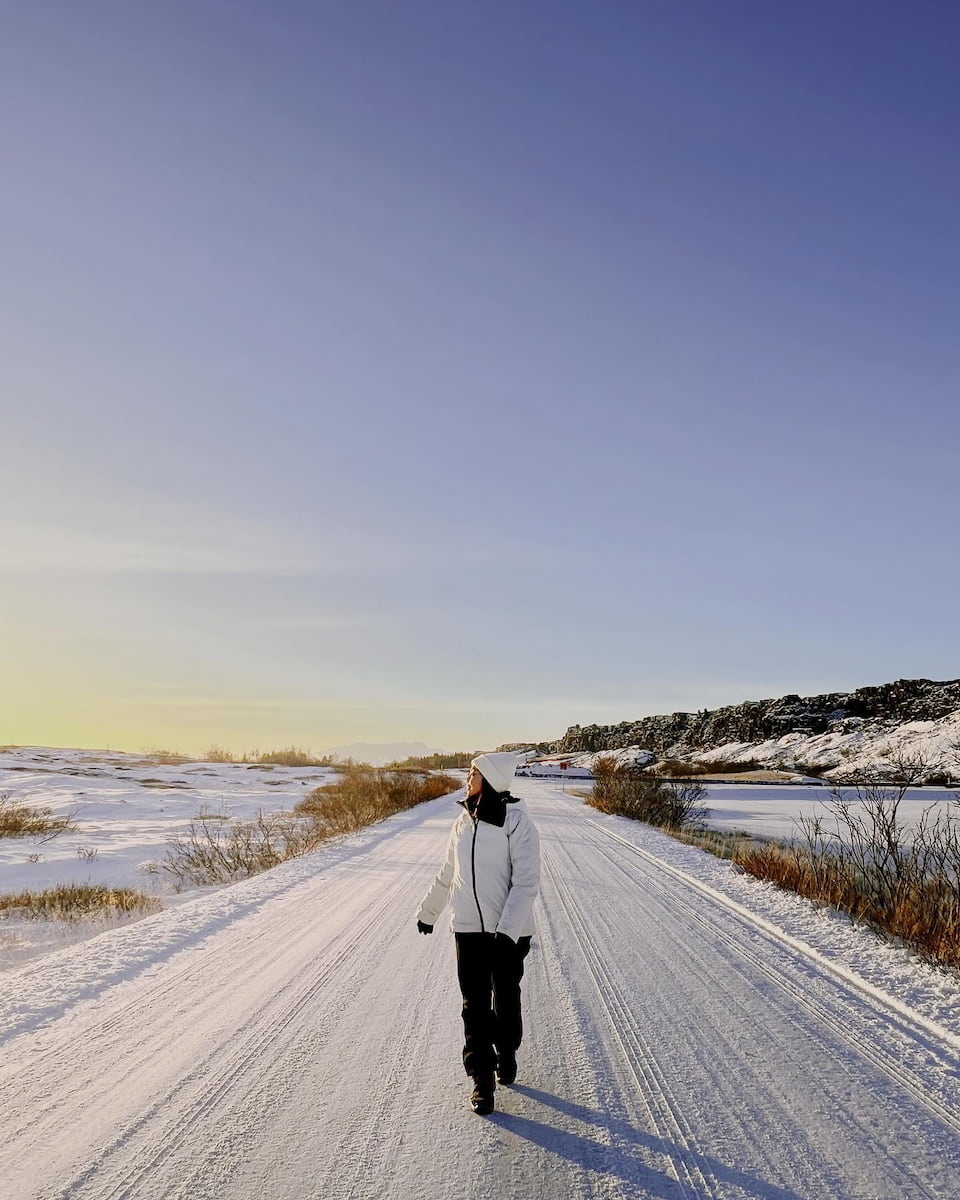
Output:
top-left (416, 752), bottom-right (541, 1115)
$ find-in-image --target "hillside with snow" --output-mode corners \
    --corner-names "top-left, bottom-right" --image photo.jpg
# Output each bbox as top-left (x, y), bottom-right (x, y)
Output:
top-left (547, 678), bottom-right (960, 783)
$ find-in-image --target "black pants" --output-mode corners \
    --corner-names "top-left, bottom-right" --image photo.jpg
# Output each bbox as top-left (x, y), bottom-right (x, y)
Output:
top-left (455, 932), bottom-right (532, 1078)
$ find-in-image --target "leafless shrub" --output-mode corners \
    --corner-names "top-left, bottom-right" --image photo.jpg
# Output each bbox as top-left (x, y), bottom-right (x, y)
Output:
top-left (736, 752), bottom-right (960, 970)
top-left (161, 769), bottom-right (461, 887)
top-left (76, 846), bottom-right (99, 862)
top-left (588, 757), bottom-right (707, 830)
top-left (159, 810), bottom-right (324, 889)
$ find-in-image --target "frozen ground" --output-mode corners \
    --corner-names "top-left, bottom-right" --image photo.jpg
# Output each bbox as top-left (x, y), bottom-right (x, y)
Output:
top-left (702, 781), bottom-right (960, 842)
top-left (3, 778), bottom-right (960, 1198)
top-left (0, 746), bottom-right (336, 966)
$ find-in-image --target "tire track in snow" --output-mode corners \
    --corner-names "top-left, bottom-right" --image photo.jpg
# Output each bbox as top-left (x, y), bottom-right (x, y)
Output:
top-left (530, 787), bottom-right (960, 1199)
top-left (537, 807), bottom-right (846, 1199)
top-left (612, 874), bottom-right (903, 1197)
top-left (1, 880), bottom-right (361, 1143)
top-left (567, 823), bottom-right (944, 1198)
top-left (11, 829), bottom-right (437, 1200)
top-left (585, 818), bottom-right (960, 1143)
top-left (541, 848), bottom-right (718, 1199)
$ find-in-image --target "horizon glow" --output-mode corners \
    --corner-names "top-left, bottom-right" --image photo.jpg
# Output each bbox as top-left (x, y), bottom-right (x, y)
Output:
top-left (3, 3), bottom-right (958, 755)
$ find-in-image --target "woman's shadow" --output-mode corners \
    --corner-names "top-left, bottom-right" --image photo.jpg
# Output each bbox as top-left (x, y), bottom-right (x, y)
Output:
top-left (491, 1084), bottom-right (807, 1200)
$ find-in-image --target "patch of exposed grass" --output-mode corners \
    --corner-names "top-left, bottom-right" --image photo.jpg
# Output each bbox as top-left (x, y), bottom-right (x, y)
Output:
top-left (789, 761), bottom-right (834, 779)
top-left (199, 745), bottom-right (335, 767)
top-left (203, 745), bottom-right (236, 763)
top-left (0, 792), bottom-right (77, 841)
top-left (0, 884), bottom-right (160, 921)
top-left (140, 748), bottom-right (192, 765)
top-left (670, 826), bottom-right (770, 862)
top-left (138, 744), bottom-right (336, 768)
top-left (250, 746), bottom-right (334, 767)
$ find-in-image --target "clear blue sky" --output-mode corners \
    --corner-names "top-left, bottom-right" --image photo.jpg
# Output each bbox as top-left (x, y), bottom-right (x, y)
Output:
top-left (3, 1), bottom-right (958, 754)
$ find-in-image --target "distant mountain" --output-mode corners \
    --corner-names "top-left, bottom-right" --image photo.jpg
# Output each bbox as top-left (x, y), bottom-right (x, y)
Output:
top-left (323, 741), bottom-right (439, 767)
top-left (552, 678), bottom-right (960, 782)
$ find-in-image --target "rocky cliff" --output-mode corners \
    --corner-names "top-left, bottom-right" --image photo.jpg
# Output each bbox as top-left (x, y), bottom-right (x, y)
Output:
top-left (554, 678), bottom-right (960, 757)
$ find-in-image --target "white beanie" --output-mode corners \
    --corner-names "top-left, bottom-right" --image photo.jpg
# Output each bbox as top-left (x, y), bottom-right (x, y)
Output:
top-left (472, 752), bottom-right (520, 795)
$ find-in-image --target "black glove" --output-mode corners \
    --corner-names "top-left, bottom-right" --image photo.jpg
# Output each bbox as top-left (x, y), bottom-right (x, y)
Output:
top-left (495, 931), bottom-right (515, 946)
top-left (417, 920), bottom-right (434, 935)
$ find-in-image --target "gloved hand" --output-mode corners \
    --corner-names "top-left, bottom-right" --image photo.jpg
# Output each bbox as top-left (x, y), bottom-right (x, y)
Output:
top-left (494, 931), bottom-right (515, 946)
top-left (417, 920), bottom-right (434, 935)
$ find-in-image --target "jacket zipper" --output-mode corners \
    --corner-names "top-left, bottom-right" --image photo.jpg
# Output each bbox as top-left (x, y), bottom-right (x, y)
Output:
top-left (470, 816), bottom-right (486, 933)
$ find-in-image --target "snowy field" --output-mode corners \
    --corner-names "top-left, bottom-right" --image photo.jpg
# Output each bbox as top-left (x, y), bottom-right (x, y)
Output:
top-left (0, 745), bottom-right (337, 966)
top-left (702, 781), bottom-right (960, 842)
top-left (3, 777), bottom-right (960, 1198)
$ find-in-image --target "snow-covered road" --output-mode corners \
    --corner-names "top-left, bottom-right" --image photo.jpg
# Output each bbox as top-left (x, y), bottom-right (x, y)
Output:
top-left (4, 781), bottom-right (960, 1199)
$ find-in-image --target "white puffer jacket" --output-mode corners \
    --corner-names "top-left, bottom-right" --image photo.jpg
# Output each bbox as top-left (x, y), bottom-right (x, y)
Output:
top-left (417, 799), bottom-right (540, 942)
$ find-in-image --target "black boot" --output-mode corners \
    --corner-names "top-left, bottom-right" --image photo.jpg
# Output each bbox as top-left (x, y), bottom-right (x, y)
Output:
top-left (470, 1071), bottom-right (496, 1115)
top-left (496, 1052), bottom-right (517, 1086)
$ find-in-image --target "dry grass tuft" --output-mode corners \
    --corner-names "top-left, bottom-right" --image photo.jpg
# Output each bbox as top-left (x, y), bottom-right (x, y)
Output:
top-left (203, 745), bottom-right (236, 763)
top-left (0, 884), bottom-right (160, 921)
top-left (0, 792), bottom-right (77, 841)
top-left (670, 826), bottom-right (767, 862)
top-left (295, 767), bottom-right (460, 835)
top-left (140, 748), bottom-right (192, 765)
top-left (690, 757), bottom-right (763, 775)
